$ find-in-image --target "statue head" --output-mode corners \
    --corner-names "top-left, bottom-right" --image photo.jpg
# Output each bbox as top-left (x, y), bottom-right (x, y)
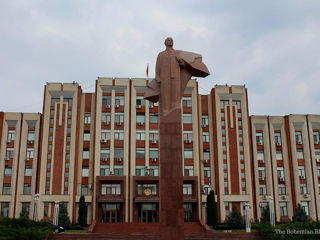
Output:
top-left (164, 37), bottom-right (173, 48)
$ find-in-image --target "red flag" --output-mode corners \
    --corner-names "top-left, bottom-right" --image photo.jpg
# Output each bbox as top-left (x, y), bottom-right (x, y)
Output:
top-left (146, 64), bottom-right (149, 78)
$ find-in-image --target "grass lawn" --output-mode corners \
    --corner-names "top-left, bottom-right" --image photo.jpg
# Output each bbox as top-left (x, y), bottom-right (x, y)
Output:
top-left (64, 229), bottom-right (87, 233)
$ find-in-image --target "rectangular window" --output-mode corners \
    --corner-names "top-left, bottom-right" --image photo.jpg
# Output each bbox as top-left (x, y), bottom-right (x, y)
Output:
top-left (300, 184), bottom-right (307, 194)
top-left (0, 202), bottom-right (9, 217)
top-left (220, 100), bottom-right (228, 109)
top-left (313, 131), bottom-right (320, 144)
top-left (278, 184), bottom-right (286, 195)
top-left (315, 150), bottom-right (320, 162)
top-left (101, 184), bottom-right (121, 195)
top-left (277, 167), bottom-right (285, 179)
top-left (115, 96), bottom-right (125, 106)
top-left (7, 130), bottom-right (15, 142)
top-left (101, 113), bottom-right (111, 125)
top-left (276, 150), bottom-right (283, 160)
top-left (258, 167), bottom-right (265, 180)
top-left (256, 132), bottom-right (263, 145)
top-left (149, 166), bottom-right (159, 176)
top-left (149, 113), bottom-right (158, 123)
top-left (25, 165), bottom-right (33, 176)
top-left (182, 97), bottom-right (192, 107)
top-left (183, 114), bottom-right (192, 124)
top-left (26, 148), bottom-right (34, 160)
top-left (203, 150), bottom-right (210, 160)
top-left (257, 150), bottom-right (264, 162)
top-left (136, 148), bottom-right (145, 158)
top-left (2, 184), bottom-right (11, 195)
top-left (295, 131), bottom-right (303, 144)
top-left (149, 148), bottom-right (159, 159)
top-left (138, 184), bottom-right (157, 195)
top-left (21, 202), bottom-right (30, 217)
top-left (204, 167), bottom-right (211, 177)
top-left (100, 165), bottom-right (110, 176)
top-left (100, 148), bottom-right (110, 159)
top-left (4, 166), bottom-right (12, 176)
top-left (149, 131), bottom-right (159, 141)
top-left (114, 148), bottom-right (124, 158)
top-left (184, 149), bottom-right (193, 159)
top-left (115, 113), bottom-right (124, 125)
top-left (136, 130), bottom-right (146, 140)
top-left (114, 130), bottom-right (124, 140)
top-left (183, 184), bottom-right (192, 195)
top-left (136, 113), bottom-right (145, 124)
top-left (301, 201), bottom-right (309, 216)
top-left (136, 96), bottom-right (145, 106)
top-left (81, 184), bottom-right (89, 195)
top-left (102, 95), bottom-right (112, 106)
top-left (114, 166), bottom-right (123, 176)
top-left (101, 130), bottom-right (111, 141)
top-left (5, 148), bottom-right (14, 160)
top-left (202, 132), bottom-right (209, 142)
top-left (82, 150), bottom-right (90, 159)
top-left (202, 115), bottom-right (209, 126)
top-left (298, 166), bottom-right (306, 178)
top-left (274, 132), bottom-right (282, 146)
top-left (135, 166), bottom-right (145, 176)
top-left (183, 131), bottom-right (193, 141)
top-left (82, 167), bottom-right (89, 177)
top-left (83, 132), bottom-right (91, 141)
top-left (23, 184), bottom-right (31, 195)
top-left (297, 149), bottom-right (304, 159)
top-left (27, 131), bottom-right (35, 142)
top-left (280, 202), bottom-right (288, 216)
top-left (84, 113), bottom-right (91, 124)
top-left (184, 166), bottom-right (194, 176)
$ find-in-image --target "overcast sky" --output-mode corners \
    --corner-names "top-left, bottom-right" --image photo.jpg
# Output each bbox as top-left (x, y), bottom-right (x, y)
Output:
top-left (1, 0), bottom-right (319, 115)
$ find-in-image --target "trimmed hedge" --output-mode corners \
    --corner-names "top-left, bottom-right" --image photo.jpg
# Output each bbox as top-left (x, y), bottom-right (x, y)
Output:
top-left (0, 217), bottom-right (51, 240)
top-left (254, 222), bottom-right (320, 240)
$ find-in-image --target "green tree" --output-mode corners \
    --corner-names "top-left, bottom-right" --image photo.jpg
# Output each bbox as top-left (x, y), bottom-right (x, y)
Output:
top-left (206, 190), bottom-right (218, 227)
top-left (58, 203), bottom-right (71, 228)
top-left (78, 195), bottom-right (87, 226)
top-left (293, 203), bottom-right (308, 222)
top-left (226, 205), bottom-right (244, 229)
top-left (260, 205), bottom-right (270, 223)
top-left (19, 205), bottom-right (29, 219)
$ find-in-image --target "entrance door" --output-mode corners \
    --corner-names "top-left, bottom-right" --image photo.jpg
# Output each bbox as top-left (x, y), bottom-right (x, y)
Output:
top-left (184, 203), bottom-right (193, 222)
top-left (139, 203), bottom-right (157, 223)
top-left (101, 203), bottom-right (120, 222)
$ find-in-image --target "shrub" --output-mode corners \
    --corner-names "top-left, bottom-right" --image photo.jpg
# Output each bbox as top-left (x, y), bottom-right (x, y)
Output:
top-left (58, 203), bottom-right (71, 228)
top-left (292, 204), bottom-right (308, 223)
top-left (206, 190), bottom-right (218, 227)
top-left (77, 195), bottom-right (87, 226)
top-left (225, 205), bottom-right (245, 229)
top-left (260, 205), bottom-right (270, 223)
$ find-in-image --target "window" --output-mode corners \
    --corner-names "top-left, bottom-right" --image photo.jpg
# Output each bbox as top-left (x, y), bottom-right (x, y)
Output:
top-left (4, 166), bottom-right (12, 176)
top-left (256, 132), bottom-right (263, 145)
top-left (258, 167), bottom-right (265, 180)
top-left (23, 184), bottom-right (31, 195)
top-left (25, 165), bottom-right (32, 176)
top-left (149, 148), bottom-right (159, 159)
top-left (204, 167), bottom-right (211, 177)
top-left (184, 166), bottom-right (194, 176)
top-left (26, 148), bottom-right (34, 160)
top-left (279, 202), bottom-right (288, 216)
top-left (82, 167), bottom-right (89, 177)
top-left (81, 184), bottom-right (89, 195)
top-left (0, 202), bottom-right (9, 217)
top-left (84, 113), bottom-right (91, 124)
top-left (301, 202), bottom-right (309, 216)
top-left (149, 166), bottom-right (159, 176)
top-left (300, 184), bottom-right (307, 194)
top-left (276, 150), bottom-right (283, 160)
top-left (295, 131), bottom-right (302, 144)
top-left (257, 150), bottom-right (264, 162)
top-left (2, 184), bottom-right (10, 195)
top-left (51, 98), bottom-right (60, 106)
top-left (136, 96), bottom-right (145, 106)
top-left (183, 184), bottom-right (192, 195)
top-left (278, 184), bottom-right (286, 195)
top-left (315, 150), bottom-right (320, 162)
top-left (277, 167), bottom-right (285, 179)
top-left (82, 150), bottom-right (90, 159)
top-left (148, 101), bottom-right (159, 108)
top-left (202, 132), bottom-right (209, 142)
top-left (136, 113), bottom-right (145, 124)
top-left (115, 113), bottom-right (124, 124)
top-left (138, 184), bottom-right (157, 195)
top-left (136, 130), bottom-right (145, 140)
top-left (297, 149), bottom-right (304, 159)
top-left (83, 132), bottom-right (91, 141)
top-left (101, 184), bottom-right (121, 195)
top-left (136, 148), bottom-right (145, 158)
top-left (149, 131), bottom-right (159, 141)
top-left (182, 97), bottom-right (192, 107)
top-left (233, 100), bottom-right (241, 109)
top-left (27, 131), bottom-right (35, 142)
top-left (114, 148), bottom-right (124, 158)
top-left (149, 113), bottom-right (158, 123)
top-left (115, 96), bottom-right (125, 106)
top-left (21, 202), bottom-right (30, 217)
top-left (313, 131), bottom-right (320, 144)
top-left (5, 148), bottom-right (14, 160)
top-left (7, 130), bottom-right (15, 142)
top-left (100, 165), bottom-right (110, 176)
top-left (202, 115), bottom-right (209, 126)
top-left (203, 150), bottom-right (210, 160)
top-left (100, 148), bottom-right (110, 159)
top-left (102, 95), bottom-right (112, 106)
top-left (298, 166), bottom-right (305, 178)
top-left (274, 132), bottom-right (282, 145)
top-left (101, 113), bottom-right (111, 125)
top-left (114, 130), bottom-right (124, 140)
top-left (183, 114), bottom-right (192, 124)
top-left (101, 130), bottom-right (111, 141)
top-left (184, 149), bottom-right (193, 159)
top-left (136, 166), bottom-right (145, 176)
top-left (114, 166), bottom-right (123, 176)
top-left (183, 131), bottom-right (193, 141)
top-left (220, 100), bottom-right (228, 109)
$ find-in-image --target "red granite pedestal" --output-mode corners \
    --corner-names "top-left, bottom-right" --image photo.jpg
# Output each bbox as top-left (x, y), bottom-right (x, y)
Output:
top-left (159, 108), bottom-right (184, 240)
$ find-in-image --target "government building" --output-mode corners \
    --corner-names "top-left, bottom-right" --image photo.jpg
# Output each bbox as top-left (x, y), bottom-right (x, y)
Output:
top-left (0, 78), bottom-right (319, 224)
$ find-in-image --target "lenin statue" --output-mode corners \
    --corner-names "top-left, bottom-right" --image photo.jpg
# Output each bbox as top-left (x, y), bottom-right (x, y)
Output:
top-left (144, 37), bottom-right (210, 240)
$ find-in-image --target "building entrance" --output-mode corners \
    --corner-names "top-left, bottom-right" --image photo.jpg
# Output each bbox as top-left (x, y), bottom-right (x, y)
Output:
top-left (101, 203), bottom-right (120, 222)
top-left (138, 203), bottom-right (157, 223)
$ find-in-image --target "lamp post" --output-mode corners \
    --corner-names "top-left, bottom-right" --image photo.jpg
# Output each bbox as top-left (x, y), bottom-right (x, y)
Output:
top-left (269, 196), bottom-right (275, 226)
top-left (244, 202), bottom-right (251, 232)
top-left (53, 201), bottom-right (60, 226)
top-left (33, 193), bottom-right (40, 221)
